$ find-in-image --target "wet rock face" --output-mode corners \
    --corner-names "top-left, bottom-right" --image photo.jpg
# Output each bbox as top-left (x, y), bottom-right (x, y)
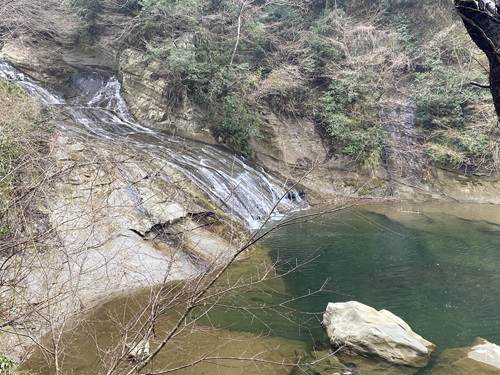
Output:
top-left (119, 49), bottom-right (169, 125)
top-left (0, 42), bottom-right (75, 84)
top-left (322, 301), bottom-right (435, 368)
top-left (35, 135), bottom-right (238, 307)
top-left (379, 100), bottom-right (427, 197)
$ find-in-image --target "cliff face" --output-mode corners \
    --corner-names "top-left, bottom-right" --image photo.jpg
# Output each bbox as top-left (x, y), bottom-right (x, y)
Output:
top-left (119, 48), bottom-right (211, 142)
top-left (116, 48), bottom-right (396, 202)
top-left (116, 47), bottom-right (500, 204)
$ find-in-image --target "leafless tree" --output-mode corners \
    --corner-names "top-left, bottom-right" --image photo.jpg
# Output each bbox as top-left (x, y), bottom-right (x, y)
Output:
top-left (0, 0), bottom-right (81, 45)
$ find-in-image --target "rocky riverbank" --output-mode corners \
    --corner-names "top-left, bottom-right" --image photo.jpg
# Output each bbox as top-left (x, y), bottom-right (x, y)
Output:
top-left (0, 128), bottom-right (246, 360)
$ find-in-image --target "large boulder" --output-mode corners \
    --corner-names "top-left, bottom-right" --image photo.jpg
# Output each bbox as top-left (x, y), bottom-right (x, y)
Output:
top-left (322, 301), bottom-right (435, 368)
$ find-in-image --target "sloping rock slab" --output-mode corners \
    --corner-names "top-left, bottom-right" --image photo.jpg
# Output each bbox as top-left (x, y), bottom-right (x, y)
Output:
top-left (322, 301), bottom-right (435, 367)
top-left (432, 338), bottom-right (500, 374)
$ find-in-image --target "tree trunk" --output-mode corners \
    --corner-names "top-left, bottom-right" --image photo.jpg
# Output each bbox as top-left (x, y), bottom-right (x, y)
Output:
top-left (455, 0), bottom-right (500, 116)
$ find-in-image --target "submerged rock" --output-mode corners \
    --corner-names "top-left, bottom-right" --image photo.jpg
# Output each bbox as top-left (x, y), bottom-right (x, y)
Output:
top-left (335, 352), bottom-right (421, 375)
top-left (322, 301), bottom-right (435, 368)
top-left (291, 348), bottom-right (344, 375)
top-left (432, 338), bottom-right (500, 374)
top-left (468, 340), bottom-right (500, 368)
top-left (126, 339), bottom-right (150, 362)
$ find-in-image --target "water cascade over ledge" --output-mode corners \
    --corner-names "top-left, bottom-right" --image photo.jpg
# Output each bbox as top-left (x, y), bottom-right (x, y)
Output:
top-left (0, 62), bottom-right (305, 228)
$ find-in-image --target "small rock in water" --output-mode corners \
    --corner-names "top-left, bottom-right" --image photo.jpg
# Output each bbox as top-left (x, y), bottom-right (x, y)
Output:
top-left (126, 338), bottom-right (150, 361)
top-left (432, 338), bottom-right (500, 374)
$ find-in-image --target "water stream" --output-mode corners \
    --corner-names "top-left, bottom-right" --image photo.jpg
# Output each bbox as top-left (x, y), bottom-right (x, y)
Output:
top-left (0, 62), bottom-right (304, 229)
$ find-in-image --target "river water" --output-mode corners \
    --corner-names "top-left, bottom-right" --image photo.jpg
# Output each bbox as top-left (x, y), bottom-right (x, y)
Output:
top-left (22, 202), bottom-right (500, 374)
top-left (190, 202), bottom-right (500, 373)
top-left (263, 202), bottom-right (500, 350)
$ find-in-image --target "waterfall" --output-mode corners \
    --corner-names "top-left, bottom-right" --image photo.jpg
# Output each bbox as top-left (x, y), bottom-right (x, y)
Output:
top-left (380, 101), bottom-right (426, 197)
top-left (0, 62), bottom-right (306, 228)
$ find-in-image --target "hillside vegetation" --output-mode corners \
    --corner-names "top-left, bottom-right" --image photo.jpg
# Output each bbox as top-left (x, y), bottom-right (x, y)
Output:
top-left (108, 0), bottom-right (498, 172)
top-left (1, 0), bottom-right (498, 171)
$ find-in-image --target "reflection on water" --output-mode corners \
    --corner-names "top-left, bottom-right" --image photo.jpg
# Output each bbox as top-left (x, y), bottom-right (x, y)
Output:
top-left (21, 247), bottom-right (305, 375)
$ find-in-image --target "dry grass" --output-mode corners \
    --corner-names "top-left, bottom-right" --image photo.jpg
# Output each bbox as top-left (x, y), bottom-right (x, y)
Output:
top-left (0, 0), bottom-right (81, 45)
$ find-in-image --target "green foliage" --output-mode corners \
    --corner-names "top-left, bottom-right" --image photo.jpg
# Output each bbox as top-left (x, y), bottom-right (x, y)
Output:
top-left (136, 0), bottom-right (266, 155)
top-left (342, 127), bottom-right (384, 167)
top-left (318, 77), bottom-right (384, 168)
top-left (130, 0), bottom-right (498, 170)
top-left (1, 82), bottom-right (25, 98)
top-left (215, 95), bottom-right (259, 157)
top-left (390, 13), bottom-right (419, 58)
top-left (423, 142), bottom-right (466, 167)
top-left (0, 225), bottom-right (10, 240)
top-left (411, 52), bottom-right (496, 169)
top-left (302, 10), bottom-right (347, 77)
top-left (167, 46), bottom-right (227, 104)
top-left (138, 0), bottom-right (200, 39)
top-left (412, 58), bottom-right (484, 130)
top-left (0, 355), bottom-right (15, 375)
top-left (261, 3), bottom-right (307, 42)
top-left (61, 0), bottom-right (100, 21)
top-left (115, 0), bottom-right (141, 13)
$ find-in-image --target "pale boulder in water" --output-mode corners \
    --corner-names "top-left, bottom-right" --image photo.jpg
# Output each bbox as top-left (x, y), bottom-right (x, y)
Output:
top-left (322, 301), bottom-right (435, 367)
top-left (432, 338), bottom-right (500, 374)
top-left (467, 339), bottom-right (500, 369)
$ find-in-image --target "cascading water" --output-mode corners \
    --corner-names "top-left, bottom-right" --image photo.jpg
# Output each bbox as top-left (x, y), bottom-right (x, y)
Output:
top-left (0, 62), bottom-right (305, 228)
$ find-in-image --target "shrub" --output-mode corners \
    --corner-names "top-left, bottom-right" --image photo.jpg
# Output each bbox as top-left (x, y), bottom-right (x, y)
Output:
top-left (0, 355), bottom-right (15, 375)
top-left (138, 0), bottom-right (201, 40)
top-left (423, 142), bottom-right (466, 167)
top-left (215, 95), bottom-right (260, 157)
top-left (412, 57), bottom-right (484, 129)
top-left (318, 76), bottom-right (384, 168)
top-left (167, 47), bottom-right (222, 102)
top-left (301, 10), bottom-right (348, 77)
top-left (424, 124), bottom-right (500, 170)
top-left (61, 0), bottom-right (101, 21)
top-left (390, 12), bottom-right (419, 58)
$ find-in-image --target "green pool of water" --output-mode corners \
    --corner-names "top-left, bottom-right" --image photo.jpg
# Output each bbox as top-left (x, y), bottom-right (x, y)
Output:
top-left (204, 203), bottom-right (500, 352)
